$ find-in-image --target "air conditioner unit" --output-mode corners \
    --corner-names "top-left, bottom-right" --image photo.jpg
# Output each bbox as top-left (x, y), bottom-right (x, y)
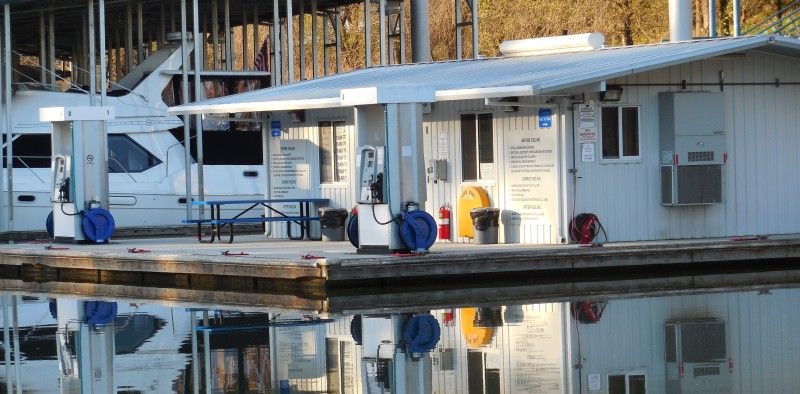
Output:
top-left (659, 92), bottom-right (726, 205)
top-left (664, 319), bottom-right (731, 394)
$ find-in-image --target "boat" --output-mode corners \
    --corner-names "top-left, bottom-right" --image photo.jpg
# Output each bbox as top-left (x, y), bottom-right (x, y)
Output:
top-left (7, 36), bottom-right (266, 232)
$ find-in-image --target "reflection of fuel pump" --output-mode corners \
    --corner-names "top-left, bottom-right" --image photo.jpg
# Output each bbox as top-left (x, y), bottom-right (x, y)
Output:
top-left (40, 107), bottom-right (116, 243)
top-left (54, 298), bottom-right (117, 393)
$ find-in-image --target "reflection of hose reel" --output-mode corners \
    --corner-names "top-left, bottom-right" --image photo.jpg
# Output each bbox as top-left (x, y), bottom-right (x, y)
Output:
top-left (571, 301), bottom-right (607, 324)
top-left (568, 213), bottom-right (606, 245)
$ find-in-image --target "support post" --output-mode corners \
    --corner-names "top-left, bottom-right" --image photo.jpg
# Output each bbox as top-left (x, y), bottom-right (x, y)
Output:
top-left (471, 0), bottom-right (478, 58)
top-left (299, 0), bottom-right (306, 80)
top-left (273, 0), bottom-right (281, 85)
top-left (4, 4), bottom-right (12, 230)
top-left (40, 12), bottom-right (46, 85)
top-left (322, 10), bottom-right (329, 75)
top-left (253, 2), bottom-right (259, 64)
top-left (454, 0), bottom-right (462, 60)
top-left (410, 0), bottom-right (431, 63)
top-left (287, 0), bottom-right (295, 82)
top-left (100, 0), bottom-right (107, 105)
top-left (379, 0), bottom-right (387, 65)
top-left (11, 296), bottom-right (19, 394)
top-left (311, 0), bottom-right (318, 78)
top-left (193, 0), bottom-right (205, 217)
top-left (335, 7), bottom-right (342, 73)
top-left (399, 3), bottom-right (406, 63)
top-left (126, 1), bottom-right (133, 72)
top-left (48, 10), bottom-right (55, 88)
top-left (364, 0), bottom-right (371, 67)
top-left (88, 0), bottom-right (97, 105)
top-left (137, 1), bottom-right (144, 62)
top-left (190, 311), bottom-right (199, 394)
top-left (212, 0), bottom-right (219, 69)
top-left (224, 0), bottom-right (231, 70)
top-left (732, 0), bottom-right (741, 36)
top-left (242, 5), bottom-right (248, 70)
top-left (708, 0), bottom-right (716, 37)
top-left (180, 0), bottom-right (192, 238)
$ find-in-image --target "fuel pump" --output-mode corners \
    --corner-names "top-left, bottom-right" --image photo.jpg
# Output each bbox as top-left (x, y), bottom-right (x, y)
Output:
top-left (40, 107), bottom-right (116, 243)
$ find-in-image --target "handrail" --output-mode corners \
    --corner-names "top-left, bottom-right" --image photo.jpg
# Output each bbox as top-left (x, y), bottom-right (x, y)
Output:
top-left (744, 0), bottom-right (800, 35)
top-left (164, 133), bottom-right (197, 177)
top-left (108, 157), bottom-right (138, 183)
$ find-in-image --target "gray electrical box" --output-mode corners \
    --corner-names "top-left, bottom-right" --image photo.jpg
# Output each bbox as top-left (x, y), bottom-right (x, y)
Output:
top-left (659, 92), bottom-right (726, 205)
top-left (428, 159), bottom-right (447, 182)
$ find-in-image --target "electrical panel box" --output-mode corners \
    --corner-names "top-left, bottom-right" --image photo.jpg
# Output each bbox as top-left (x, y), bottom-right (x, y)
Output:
top-left (664, 319), bottom-right (731, 394)
top-left (659, 92), bottom-right (726, 205)
top-left (427, 159), bottom-right (447, 182)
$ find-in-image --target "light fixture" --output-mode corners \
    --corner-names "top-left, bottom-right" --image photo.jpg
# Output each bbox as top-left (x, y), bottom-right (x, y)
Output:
top-left (599, 84), bottom-right (623, 102)
top-left (289, 109), bottom-right (306, 123)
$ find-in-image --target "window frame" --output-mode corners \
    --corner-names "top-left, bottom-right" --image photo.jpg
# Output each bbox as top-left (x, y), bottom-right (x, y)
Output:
top-left (318, 120), bottom-right (348, 185)
top-left (599, 105), bottom-right (642, 163)
top-left (460, 112), bottom-right (495, 183)
top-left (607, 371), bottom-right (647, 394)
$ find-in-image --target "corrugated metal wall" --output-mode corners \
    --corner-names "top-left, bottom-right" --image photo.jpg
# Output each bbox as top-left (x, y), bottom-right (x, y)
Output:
top-left (571, 289), bottom-right (800, 394)
top-left (431, 304), bottom-right (566, 393)
top-left (573, 53), bottom-right (800, 241)
top-left (422, 98), bottom-right (562, 244)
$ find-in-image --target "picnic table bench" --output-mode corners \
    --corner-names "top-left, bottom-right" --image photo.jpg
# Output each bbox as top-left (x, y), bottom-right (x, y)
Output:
top-left (183, 198), bottom-right (330, 243)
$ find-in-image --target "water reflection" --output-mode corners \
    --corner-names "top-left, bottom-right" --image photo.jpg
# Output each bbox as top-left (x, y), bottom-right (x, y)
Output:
top-left (0, 288), bottom-right (797, 393)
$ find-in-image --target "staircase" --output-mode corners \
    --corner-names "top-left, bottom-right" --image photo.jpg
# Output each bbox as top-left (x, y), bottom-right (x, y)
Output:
top-left (743, 0), bottom-right (800, 37)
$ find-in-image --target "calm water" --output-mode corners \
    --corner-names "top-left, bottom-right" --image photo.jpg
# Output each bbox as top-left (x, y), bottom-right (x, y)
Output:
top-left (0, 286), bottom-right (796, 393)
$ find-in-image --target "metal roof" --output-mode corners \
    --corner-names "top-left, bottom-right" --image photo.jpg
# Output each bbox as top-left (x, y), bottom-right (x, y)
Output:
top-left (169, 35), bottom-right (800, 115)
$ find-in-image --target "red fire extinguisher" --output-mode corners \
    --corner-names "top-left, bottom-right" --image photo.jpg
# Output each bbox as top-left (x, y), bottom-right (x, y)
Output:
top-left (438, 203), bottom-right (451, 241)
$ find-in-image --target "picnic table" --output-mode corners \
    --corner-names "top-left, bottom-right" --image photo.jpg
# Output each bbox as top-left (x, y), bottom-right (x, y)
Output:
top-left (183, 198), bottom-right (330, 243)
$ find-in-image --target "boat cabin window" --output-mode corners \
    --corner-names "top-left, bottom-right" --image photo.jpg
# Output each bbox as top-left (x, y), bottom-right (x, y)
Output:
top-left (3, 134), bottom-right (51, 168)
top-left (108, 135), bottom-right (162, 173)
top-left (169, 128), bottom-right (263, 165)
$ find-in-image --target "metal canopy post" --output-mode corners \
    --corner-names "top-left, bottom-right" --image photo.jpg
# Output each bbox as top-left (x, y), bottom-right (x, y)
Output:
top-left (335, 7), bottom-right (342, 73)
top-left (88, 0), bottom-right (97, 105)
top-left (100, 0), bottom-right (107, 105)
top-left (181, 0), bottom-right (192, 220)
top-left (253, 2), bottom-right (259, 65)
top-left (137, 1), bottom-right (144, 62)
top-left (454, 0), bottom-right (462, 60)
top-left (273, 0), bottom-right (281, 85)
top-left (364, 0), bottom-right (371, 67)
top-left (224, 0), bottom-right (231, 70)
top-left (311, 0), bottom-right (318, 78)
top-left (242, 4), bottom-right (248, 69)
top-left (48, 10), bottom-right (55, 88)
top-left (322, 9), bottom-right (329, 75)
top-left (732, 0), bottom-right (741, 36)
top-left (410, 0), bottom-right (430, 62)
top-left (470, 0), bottom-right (478, 58)
top-left (708, 0), bottom-right (716, 37)
top-left (126, 1), bottom-right (133, 72)
top-left (287, 0), bottom-right (295, 82)
top-left (399, 2), bottom-right (406, 63)
top-left (379, 0), bottom-right (387, 65)
top-left (212, 0), bottom-right (219, 69)
top-left (39, 12), bottom-right (46, 85)
top-left (190, 311), bottom-right (199, 394)
top-left (3, 3), bottom-right (12, 230)
top-left (299, 0), bottom-right (306, 80)
top-left (193, 0), bottom-right (205, 217)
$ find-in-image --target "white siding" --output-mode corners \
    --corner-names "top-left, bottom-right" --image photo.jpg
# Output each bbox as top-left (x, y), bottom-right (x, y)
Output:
top-left (572, 53), bottom-right (800, 241)
top-left (571, 289), bottom-right (800, 394)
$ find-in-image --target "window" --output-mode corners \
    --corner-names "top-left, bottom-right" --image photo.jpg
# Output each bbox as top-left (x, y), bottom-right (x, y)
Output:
top-left (601, 106), bottom-right (640, 159)
top-left (108, 135), bottom-right (162, 173)
top-left (319, 121), bottom-right (348, 184)
top-left (608, 373), bottom-right (646, 394)
top-left (3, 134), bottom-right (52, 168)
top-left (461, 113), bottom-right (494, 181)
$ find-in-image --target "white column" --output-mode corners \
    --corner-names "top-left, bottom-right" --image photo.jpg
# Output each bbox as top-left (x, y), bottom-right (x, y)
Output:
top-left (193, 0), bottom-right (205, 214)
top-left (4, 4), bottom-right (12, 230)
top-left (88, 0), bottom-right (97, 105)
top-left (100, 0), bottom-right (107, 105)
top-left (181, 0), bottom-right (192, 220)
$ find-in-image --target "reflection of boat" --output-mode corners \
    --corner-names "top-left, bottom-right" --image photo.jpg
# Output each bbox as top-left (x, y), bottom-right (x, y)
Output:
top-left (0, 297), bottom-right (192, 392)
top-left (8, 37), bottom-right (266, 232)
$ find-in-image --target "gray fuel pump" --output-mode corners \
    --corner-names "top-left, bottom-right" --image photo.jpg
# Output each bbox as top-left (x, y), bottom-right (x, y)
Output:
top-left (40, 106), bottom-right (115, 243)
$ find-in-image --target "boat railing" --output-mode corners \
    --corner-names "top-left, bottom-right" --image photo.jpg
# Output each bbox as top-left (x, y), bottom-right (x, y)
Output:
top-left (164, 133), bottom-right (197, 177)
top-left (12, 156), bottom-right (46, 184)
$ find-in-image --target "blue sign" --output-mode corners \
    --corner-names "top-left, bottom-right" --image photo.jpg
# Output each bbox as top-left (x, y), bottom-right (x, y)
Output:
top-left (279, 380), bottom-right (290, 394)
top-left (538, 108), bottom-right (552, 128)
top-left (271, 120), bottom-right (282, 137)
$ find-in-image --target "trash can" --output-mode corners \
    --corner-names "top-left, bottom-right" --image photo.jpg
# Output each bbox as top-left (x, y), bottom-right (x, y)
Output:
top-left (470, 207), bottom-right (500, 244)
top-left (501, 210), bottom-right (522, 244)
top-left (319, 208), bottom-right (349, 241)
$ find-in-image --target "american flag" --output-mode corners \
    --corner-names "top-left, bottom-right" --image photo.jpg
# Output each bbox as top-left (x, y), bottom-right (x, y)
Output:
top-left (254, 39), bottom-right (269, 71)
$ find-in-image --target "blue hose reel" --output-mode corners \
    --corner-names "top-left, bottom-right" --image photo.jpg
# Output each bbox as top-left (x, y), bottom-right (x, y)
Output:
top-left (403, 314), bottom-right (441, 354)
top-left (84, 301), bottom-right (118, 326)
top-left (400, 210), bottom-right (437, 252)
top-left (81, 208), bottom-right (115, 243)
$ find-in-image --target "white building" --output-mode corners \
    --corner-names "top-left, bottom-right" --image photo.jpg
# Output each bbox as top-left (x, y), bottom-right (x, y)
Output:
top-left (170, 34), bottom-right (800, 245)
